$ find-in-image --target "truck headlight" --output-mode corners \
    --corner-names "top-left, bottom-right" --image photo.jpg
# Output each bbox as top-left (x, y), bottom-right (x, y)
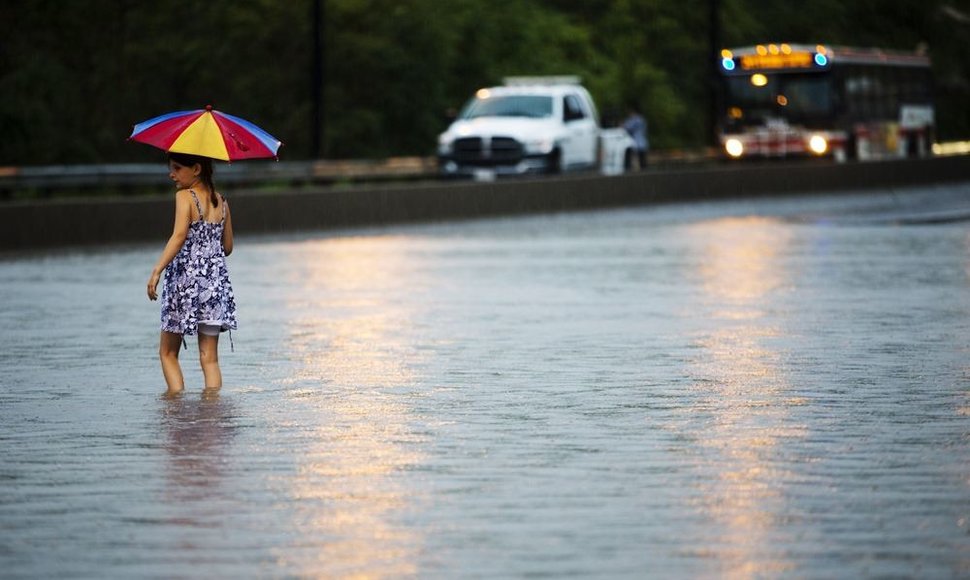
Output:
top-left (524, 137), bottom-right (554, 154)
top-left (725, 138), bottom-right (744, 158)
top-left (438, 135), bottom-right (454, 155)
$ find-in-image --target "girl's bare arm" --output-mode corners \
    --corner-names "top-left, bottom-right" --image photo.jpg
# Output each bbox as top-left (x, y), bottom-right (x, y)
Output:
top-left (222, 197), bottom-right (234, 256)
top-left (147, 190), bottom-right (192, 300)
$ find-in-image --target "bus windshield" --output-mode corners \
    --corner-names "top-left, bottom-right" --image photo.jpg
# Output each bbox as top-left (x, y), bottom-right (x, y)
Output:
top-left (725, 73), bottom-right (833, 126)
top-left (460, 95), bottom-right (554, 120)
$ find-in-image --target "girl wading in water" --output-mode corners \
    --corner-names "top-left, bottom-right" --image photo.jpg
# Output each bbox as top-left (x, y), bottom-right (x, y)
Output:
top-left (147, 152), bottom-right (237, 396)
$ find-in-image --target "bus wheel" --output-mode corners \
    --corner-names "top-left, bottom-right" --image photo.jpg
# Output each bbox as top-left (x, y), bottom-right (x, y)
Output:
top-left (847, 135), bottom-right (859, 161)
top-left (922, 132), bottom-right (933, 157)
top-left (907, 134), bottom-right (920, 158)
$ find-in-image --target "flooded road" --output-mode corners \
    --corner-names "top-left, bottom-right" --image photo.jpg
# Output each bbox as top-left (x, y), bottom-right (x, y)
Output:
top-left (1, 184), bottom-right (969, 578)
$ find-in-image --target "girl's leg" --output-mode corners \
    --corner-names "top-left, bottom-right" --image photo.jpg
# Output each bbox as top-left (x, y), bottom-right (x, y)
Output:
top-left (159, 331), bottom-right (185, 394)
top-left (198, 332), bottom-right (222, 390)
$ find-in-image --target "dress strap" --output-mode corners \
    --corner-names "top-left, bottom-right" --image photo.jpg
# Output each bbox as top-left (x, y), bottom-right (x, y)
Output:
top-left (220, 194), bottom-right (227, 222)
top-left (188, 189), bottom-right (204, 221)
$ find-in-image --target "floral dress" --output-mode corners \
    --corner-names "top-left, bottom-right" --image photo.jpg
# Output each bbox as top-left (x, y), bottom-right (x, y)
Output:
top-left (160, 190), bottom-right (238, 338)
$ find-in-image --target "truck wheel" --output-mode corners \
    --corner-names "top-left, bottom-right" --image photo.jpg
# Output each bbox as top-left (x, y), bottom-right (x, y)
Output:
top-left (546, 148), bottom-right (562, 174)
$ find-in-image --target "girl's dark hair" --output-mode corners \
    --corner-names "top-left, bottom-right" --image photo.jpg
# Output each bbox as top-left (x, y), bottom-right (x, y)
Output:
top-left (168, 152), bottom-right (218, 207)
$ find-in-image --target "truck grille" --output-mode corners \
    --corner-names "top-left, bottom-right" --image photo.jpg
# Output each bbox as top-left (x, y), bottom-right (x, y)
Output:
top-left (453, 137), bottom-right (524, 166)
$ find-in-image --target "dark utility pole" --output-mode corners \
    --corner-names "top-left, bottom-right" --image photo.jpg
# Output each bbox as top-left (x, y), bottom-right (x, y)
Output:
top-left (708, 0), bottom-right (721, 148)
top-left (311, 0), bottom-right (325, 159)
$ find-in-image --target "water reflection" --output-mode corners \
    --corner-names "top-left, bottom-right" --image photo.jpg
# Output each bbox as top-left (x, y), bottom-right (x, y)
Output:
top-left (275, 236), bottom-right (428, 577)
top-left (961, 231), bottom-right (970, 419)
top-left (161, 390), bottom-right (237, 503)
top-left (681, 217), bottom-right (804, 576)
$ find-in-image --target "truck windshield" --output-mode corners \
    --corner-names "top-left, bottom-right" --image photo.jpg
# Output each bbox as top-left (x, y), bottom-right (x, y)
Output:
top-left (460, 95), bottom-right (553, 119)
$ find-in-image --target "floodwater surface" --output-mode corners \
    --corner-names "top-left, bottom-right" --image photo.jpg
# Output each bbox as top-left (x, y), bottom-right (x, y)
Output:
top-left (1, 184), bottom-right (969, 578)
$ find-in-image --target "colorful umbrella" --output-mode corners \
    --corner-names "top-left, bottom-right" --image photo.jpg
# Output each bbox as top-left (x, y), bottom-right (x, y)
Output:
top-left (129, 105), bottom-right (282, 161)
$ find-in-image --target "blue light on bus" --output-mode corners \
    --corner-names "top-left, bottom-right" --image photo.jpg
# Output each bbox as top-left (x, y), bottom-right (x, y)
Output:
top-left (722, 58), bottom-right (736, 71)
top-left (814, 53), bottom-right (828, 66)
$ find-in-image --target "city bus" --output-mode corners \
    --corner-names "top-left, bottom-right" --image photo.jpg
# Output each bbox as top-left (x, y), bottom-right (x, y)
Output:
top-left (717, 43), bottom-right (934, 162)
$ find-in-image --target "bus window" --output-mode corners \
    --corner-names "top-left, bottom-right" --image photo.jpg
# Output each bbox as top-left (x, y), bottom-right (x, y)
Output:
top-left (845, 66), bottom-right (873, 120)
top-left (780, 75), bottom-right (832, 120)
top-left (725, 73), bottom-right (832, 124)
top-left (877, 67), bottom-right (894, 119)
top-left (724, 75), bottom-right (777, 125)
top-left (899, 67), bottom-right (918, 102)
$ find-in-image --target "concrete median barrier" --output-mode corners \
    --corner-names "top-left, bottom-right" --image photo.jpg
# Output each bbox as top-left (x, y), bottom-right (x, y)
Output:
top-left (2, 155), bottom-right (969, 251)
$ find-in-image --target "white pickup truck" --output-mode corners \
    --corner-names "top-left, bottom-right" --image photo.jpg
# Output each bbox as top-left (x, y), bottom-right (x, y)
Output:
top-left (437, 77), bottom-right (637, 179)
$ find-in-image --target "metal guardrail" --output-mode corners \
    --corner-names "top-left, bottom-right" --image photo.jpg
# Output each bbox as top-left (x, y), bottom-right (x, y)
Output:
top-left (3, 144), bottom-right (968, 193)
top-left (0, 157), bottom-right (441, 191)
top-left (0, 149), bottom-right (728, 193)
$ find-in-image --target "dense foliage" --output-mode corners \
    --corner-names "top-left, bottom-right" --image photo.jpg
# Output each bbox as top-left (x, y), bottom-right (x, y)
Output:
top-left (1, 0), bottom-right (967, 164)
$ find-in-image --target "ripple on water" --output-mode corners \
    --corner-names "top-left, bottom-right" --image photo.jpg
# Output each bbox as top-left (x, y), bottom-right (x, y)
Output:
top-left (1, 185), bottom-right (969, 577)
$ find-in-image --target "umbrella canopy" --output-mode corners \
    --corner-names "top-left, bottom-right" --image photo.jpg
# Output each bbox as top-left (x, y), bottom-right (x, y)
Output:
top-left (129, 105), bottom-right (282, 161)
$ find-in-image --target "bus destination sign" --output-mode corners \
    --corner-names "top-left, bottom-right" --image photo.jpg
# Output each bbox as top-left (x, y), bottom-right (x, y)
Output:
top-left (740, 52), bottom-right (813, 70)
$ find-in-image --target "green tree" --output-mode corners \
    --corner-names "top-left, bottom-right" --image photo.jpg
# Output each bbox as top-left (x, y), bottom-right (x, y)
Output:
top-left (0, 0), bottom-right (967, 165)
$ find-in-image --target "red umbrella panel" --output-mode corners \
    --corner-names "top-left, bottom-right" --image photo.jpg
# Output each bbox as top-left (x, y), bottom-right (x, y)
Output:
top-left (129, 106), bottom-right (282, 161)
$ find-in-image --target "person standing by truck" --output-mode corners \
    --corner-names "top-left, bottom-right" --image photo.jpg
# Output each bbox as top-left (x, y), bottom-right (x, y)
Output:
top-left (623, 104), bottom-right (649, 170)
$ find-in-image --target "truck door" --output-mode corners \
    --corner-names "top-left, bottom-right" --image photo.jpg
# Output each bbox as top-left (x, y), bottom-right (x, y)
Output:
top-left (562, 94), bottom-right (598, 168)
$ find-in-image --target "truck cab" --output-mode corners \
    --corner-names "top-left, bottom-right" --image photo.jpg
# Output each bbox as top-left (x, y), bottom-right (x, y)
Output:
top-left (438, 77), bottom-right (630, 179)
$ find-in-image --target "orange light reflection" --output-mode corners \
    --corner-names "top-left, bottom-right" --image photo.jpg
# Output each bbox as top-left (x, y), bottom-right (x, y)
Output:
top-left (274, 235), bottom-right (430, 577)
top-left (961, 231), bottom-right (970, 418)
top-left (680, 217), bottom-right (805, 577)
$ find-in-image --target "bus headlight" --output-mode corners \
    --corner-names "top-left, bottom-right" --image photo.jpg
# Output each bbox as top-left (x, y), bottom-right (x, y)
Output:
top-left (809, 135), bottom-right (828, 155)
top-left (725, 138), bottom-right (744, 158)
